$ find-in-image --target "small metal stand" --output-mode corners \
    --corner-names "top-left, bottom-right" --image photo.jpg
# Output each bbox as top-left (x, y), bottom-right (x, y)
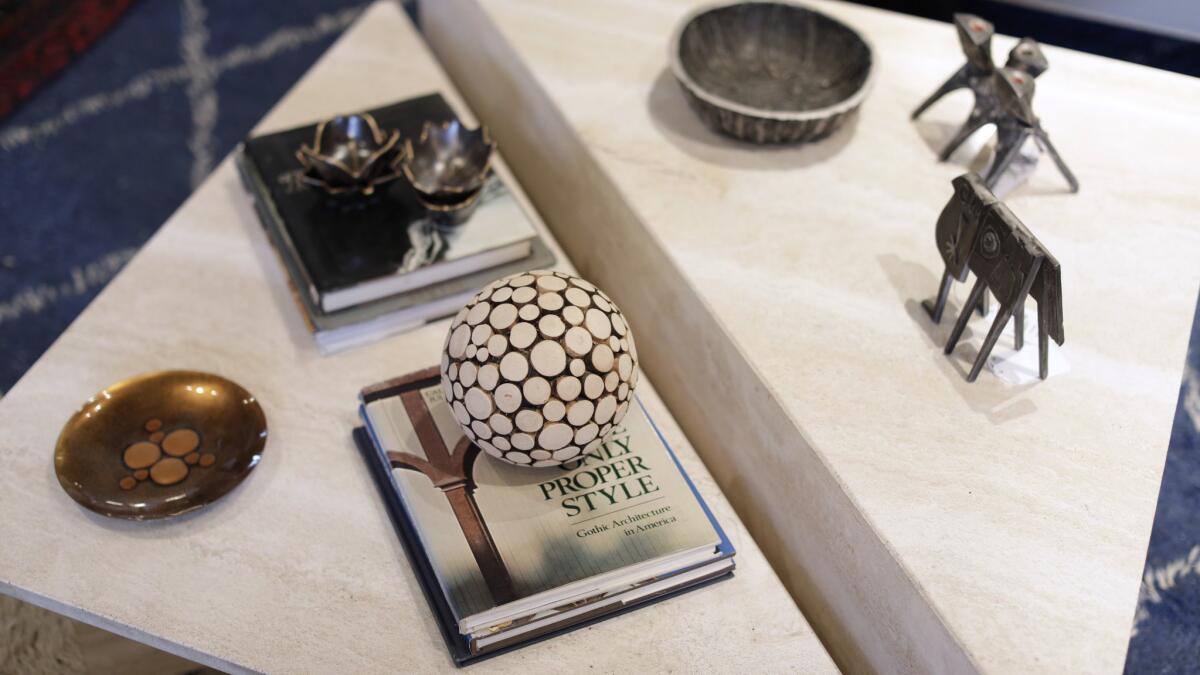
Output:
top-left (924, 174), bottom-right (1064, 382)
top-left (912, 15), bottom-right (1078, 193)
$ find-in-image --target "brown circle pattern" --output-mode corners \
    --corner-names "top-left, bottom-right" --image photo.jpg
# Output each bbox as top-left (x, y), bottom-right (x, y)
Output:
top-left (441, 270), bottom-right (639, 467)
top-left (118, 418), bottom-right (217, 489)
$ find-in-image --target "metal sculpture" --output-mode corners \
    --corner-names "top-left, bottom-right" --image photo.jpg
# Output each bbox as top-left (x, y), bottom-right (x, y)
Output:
top-left (912, 15), bottom-right (1078, 193)
top-left (924, 173), bottom-right (1064, 382)
top-left (295, 113), bottom-right (405, 197)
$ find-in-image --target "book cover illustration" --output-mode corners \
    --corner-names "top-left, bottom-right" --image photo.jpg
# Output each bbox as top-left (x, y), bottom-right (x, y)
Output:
top-left (363, 381), bottom-right (723, 622)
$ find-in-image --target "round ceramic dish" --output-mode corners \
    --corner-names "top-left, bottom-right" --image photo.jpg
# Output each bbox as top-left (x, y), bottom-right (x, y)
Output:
top-left (670, 0), bottom-right (875, 144)
top-left (55, 370), bottom-right (267, 520)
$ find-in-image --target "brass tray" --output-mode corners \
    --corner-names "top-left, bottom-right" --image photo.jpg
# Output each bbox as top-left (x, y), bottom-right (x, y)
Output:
top-left (54, 370), bottom-right (267, 520)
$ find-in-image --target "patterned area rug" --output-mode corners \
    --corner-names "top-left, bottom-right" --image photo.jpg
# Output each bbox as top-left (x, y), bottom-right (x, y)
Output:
top-left (0, 0), bottom-right (140, 118)
top-left (0, 1), bottom-right (1197, 672)
top-left (0, 0), bottom-right (366, 394)
top-left (1128, 296), bottom-right (1200, 673)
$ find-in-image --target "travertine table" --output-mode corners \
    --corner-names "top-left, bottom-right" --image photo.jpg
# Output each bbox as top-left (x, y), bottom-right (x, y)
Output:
top-left (423, 1), bottom-right (1200, 672)
top-left (0, 3), bottom-right (836, 672)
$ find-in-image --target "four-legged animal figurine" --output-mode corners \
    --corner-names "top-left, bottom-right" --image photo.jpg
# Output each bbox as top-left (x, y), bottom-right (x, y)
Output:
top-left (913, 15), bottom-right (1079, 193)
top-left (925, 173), bottom-right (1064, 382)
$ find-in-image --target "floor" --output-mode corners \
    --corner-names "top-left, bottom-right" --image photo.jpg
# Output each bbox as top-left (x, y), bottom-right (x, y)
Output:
top-left (0, 595), bottom-right (219, 674)
top-left (0, 0), bottom-right (1196, 672)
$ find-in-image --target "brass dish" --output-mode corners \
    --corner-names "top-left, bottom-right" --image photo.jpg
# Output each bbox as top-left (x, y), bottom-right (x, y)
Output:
top-left (54, 370), bottom-right (267, 520)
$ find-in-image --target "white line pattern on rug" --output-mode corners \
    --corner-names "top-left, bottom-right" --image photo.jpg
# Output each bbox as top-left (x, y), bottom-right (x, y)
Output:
top-left (1182, 362), bottom-right (1200, 435)
top-left (1133, 543), bottom-right (1200, 637)
top-left (181, 0), bottom-right (219, 187)
top-left (0, 248), bottom-right (137, 326)
top-left (0, 6), bottom-right (362, 151)
top-left (1130, 364), bottom-right (1199, 638)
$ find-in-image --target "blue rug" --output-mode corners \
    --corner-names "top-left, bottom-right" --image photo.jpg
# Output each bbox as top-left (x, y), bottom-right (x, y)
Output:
top-left (0, 0), bottom-right (366, 393)
top-left (1128, 294), bottom-right (1200, 673)
top-left (0, 1), bottom-right (1197, 671)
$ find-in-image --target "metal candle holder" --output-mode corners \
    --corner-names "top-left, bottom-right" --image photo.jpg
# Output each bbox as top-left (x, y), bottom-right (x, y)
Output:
top-left (401, 120), bottom-right (495, 225)
top-left (295, 113), bottom-right (405, 197)
top-left (912, 14), bottom-right (1078, 193)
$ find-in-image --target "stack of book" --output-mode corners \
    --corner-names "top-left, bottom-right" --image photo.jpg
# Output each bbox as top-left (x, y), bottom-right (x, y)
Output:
top-left (355, 368), bottom-right (735, 663)
top-left (237, 94), bottom-right (554, 353)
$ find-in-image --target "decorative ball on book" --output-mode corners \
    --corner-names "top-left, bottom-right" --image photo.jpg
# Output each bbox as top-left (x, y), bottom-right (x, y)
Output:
top-left (440, 270), bottom-right (639, 468)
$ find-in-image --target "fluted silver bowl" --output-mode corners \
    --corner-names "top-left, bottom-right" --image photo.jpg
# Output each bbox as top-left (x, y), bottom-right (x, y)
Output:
top-left (670, 1), bottom-right (874, 144)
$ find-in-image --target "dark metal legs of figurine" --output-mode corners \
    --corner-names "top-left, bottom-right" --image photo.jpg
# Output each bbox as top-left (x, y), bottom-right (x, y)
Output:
top-left (924, 268), bottom-right (988, 325)
top-left (942, 259), bottom-right (1042, 382)
top-left (923, 269), bottom-right (954, 323)
top-left (911, 66), bottom-right (972, 121)
top-left (938, 113), bottom-right (989, 162)
top-left (1033, 132), bottom-right (1080, 193)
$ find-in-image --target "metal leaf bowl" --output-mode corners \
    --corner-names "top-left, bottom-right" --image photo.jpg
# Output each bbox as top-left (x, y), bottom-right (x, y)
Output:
top-left (670, 1), bottom-right (874, 144)
top-left (401, 120), bottom-right (495, 206)
top-left (295, 113), bottom-right (404, 197)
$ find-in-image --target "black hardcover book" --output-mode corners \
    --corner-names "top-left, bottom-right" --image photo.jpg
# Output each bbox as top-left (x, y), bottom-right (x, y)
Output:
top-left (240, 94), bottom-right (537, 313)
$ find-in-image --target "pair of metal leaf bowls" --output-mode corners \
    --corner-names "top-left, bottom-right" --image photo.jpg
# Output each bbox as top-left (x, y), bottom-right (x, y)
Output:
top-left (296, 113), bottom-right (494, 223)
top-left (669, 0), bottom-right (875, 144)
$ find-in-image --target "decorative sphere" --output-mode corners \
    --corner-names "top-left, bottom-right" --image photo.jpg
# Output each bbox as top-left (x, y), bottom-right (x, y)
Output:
top-left (440, 270), bottom-right (639, 467)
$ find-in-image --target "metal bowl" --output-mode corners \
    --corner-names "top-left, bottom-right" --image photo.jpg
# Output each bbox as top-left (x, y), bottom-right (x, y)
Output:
top-left (670, 1), bottom-right (874, 144)
top-left (295, 113), bottom-right (404, 197)
top-left (401, 120), bottom-right (495, 205)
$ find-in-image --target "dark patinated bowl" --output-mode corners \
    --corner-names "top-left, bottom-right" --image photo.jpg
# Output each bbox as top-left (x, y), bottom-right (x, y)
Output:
top-left (417, 184), bottom-right (484, 228)
top-left (296, 113), bottom-right (404, 197)
top-left (401, 120), bottom-right (495, 205)
top-left (670, 1), bottom-right (874, 144)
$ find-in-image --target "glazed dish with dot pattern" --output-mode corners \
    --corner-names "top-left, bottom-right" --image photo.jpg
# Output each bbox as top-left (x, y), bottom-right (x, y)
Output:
top-left (440, 270), bottom-right (638, 468)
top-left (670, 0), bottom-right (874, 144)
top-left (54, 370), bottom-right (267, 520)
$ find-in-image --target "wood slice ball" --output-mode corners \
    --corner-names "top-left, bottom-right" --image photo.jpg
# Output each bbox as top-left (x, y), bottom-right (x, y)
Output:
top-left (441, 270), bottom-right (639, 468)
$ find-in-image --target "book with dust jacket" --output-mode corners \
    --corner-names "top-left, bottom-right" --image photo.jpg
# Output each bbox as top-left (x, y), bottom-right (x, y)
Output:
top-left (359, 368), bottom-right (734, 658)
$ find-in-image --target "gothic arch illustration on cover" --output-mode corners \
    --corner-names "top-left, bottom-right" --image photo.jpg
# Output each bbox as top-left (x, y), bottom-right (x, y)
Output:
top-left (386, 380), bottom-right (517, 604)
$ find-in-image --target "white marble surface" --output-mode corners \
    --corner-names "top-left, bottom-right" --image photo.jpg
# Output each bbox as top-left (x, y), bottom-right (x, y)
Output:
top-left (0, 3), bottom-right (836, 672)
top-left (422, 0), bottom-right (1200, 672)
